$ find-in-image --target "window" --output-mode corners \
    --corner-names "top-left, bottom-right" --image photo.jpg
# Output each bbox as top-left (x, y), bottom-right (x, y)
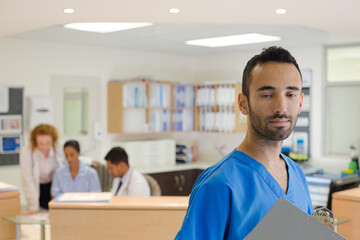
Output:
top-left (64, 88), bottom-right (89, 136)
top-left (326, 45), bottom-right (360, 155)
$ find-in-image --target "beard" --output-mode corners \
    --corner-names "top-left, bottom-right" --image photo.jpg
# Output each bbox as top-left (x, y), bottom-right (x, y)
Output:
top-left (248, 103), bottom-right (299, 141)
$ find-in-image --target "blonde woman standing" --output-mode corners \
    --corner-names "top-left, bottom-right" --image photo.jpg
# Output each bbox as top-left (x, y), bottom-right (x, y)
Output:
top-left (20, 124), bottom-right (63, 214)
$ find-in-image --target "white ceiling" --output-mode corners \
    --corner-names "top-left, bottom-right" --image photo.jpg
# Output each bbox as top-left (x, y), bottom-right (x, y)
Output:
top-left (1, 0), bottom-right (360, 55)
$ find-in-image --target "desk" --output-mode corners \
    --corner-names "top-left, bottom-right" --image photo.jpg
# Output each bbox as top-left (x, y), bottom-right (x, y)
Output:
top-left (332, 187), bottom-right (360, 240)
top-left (2, 214), bottom-right (49, 240)
top-left (49, 196), bottom-right (189, 240)
top-left (0, 191), bottom-right (20, 240)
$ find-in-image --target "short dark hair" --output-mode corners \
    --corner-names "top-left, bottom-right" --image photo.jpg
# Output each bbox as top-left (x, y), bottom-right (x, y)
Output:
top-left (242, 46), bottom-right (302, 99)
top-left (105, 147), bottom-right (129, 165)
top-left (64, 140), bottom-right (80, 152)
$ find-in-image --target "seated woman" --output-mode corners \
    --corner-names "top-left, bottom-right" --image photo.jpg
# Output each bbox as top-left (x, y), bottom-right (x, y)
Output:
top-left (51, 140), bottom-right (101, 198)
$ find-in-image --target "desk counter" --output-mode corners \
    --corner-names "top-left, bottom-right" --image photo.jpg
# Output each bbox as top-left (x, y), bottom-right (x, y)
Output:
top-left (49, 196), bottom-right (189, 240)
top-left (0, 191), bottom-right (20, 240)
top-left (332, 187), bottom-right (360, 240)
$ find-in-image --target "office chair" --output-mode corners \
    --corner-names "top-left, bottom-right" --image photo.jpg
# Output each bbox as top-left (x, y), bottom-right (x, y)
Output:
top-left (143, 174), bottom-right (162, 196)
top-left (92, 163), bottom-right (161, 196)
top-left (91, 162), bottom-right (114, 192)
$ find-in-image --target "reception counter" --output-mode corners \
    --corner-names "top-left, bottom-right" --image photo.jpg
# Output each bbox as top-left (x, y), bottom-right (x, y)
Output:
top-left (332, 187), bottom-right (360, 240)
top-left (49, 196), bottom-right (189, 240)
top-left (0, 191), bottom-right (20, 240)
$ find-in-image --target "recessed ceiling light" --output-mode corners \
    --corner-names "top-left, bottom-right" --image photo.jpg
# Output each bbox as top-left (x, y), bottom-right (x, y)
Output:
top-left (276, 9), bottom-right (287, 14)
top-left (185, 33), bottom-right (281, 48)
top-left (63, 8), bottom-right (75, 14)
top-left (169, 8), bottom-right (180, 14)
top-left (63, 22), bottom-right (153, 33)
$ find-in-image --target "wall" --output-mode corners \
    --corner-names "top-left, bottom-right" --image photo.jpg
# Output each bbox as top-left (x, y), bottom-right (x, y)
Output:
top-left (0, 38), bottom-right (347, 206)
top-left (0, 37), bottom-right (200, 206)
top-left (195, 46), bottom-right (349, 172)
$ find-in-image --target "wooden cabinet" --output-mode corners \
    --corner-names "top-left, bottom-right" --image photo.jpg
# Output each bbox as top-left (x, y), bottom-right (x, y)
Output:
top-left (195, 83), bottom-right (246, 133)
top-left (149, 169), bottom-right (203, 196)
top-left (108, 81), bottom-right (246, 134)
top-left (0, 191), bottom-right (20, 240)
top-left (332, 187), bottom-right (360, 240)
top-left (108, 81), bottom-right (172, 134)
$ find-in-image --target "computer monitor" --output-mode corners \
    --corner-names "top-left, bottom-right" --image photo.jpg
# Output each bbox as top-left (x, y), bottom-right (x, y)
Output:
top-left (327, 174), bottom-right (360, 210)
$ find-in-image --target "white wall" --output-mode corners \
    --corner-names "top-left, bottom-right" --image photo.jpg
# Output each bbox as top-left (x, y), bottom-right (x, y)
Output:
top-left (0, 37), bottom-right (200, 205)
top-left (0, 38), bottom-right (347, 206)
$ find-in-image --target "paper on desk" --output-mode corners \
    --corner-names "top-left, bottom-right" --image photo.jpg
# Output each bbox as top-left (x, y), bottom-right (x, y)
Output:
top-left (0, 181), bottom-right (18, 192)
top-left (57, 192), bottom-right (113, 202)
top-left (28, 212), bottom-right (49, 222)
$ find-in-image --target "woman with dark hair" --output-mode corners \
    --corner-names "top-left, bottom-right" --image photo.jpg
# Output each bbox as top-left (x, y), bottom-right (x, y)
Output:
top-left (51, 140), bottom-right (101, 198)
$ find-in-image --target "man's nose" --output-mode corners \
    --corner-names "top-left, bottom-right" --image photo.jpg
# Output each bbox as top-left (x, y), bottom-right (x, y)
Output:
top-left (274, 96), bottom-right (287, 115)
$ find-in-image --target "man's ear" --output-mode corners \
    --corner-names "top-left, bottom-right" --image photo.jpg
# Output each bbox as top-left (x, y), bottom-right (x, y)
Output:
top-left (298, 92), bottom-right (304, 115)
top-left (238, 93), bottom-right (249, 115)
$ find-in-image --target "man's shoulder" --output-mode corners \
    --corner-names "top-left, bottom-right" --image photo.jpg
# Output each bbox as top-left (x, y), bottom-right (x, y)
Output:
top-left (130, 168), bottom-right (148, 182)
top-left (194, 151), bottom-right (254, 189)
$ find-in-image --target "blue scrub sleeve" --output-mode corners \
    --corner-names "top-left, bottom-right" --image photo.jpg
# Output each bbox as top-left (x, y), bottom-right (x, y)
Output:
top-left (175, 181), bottom-right (231, 240)
top-left (51, 168), bottom-right (62, 197)
top-left (89, 169), bottom-right (102, 192)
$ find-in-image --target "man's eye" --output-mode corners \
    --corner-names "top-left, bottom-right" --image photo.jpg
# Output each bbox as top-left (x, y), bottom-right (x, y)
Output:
top-left (262, 95), bottom-right (272, 98)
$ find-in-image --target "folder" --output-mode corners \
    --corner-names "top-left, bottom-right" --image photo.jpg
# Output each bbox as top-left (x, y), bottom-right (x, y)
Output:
top-left (244, 198), bottom-right (345, 240)
top-left (53, 192), bottom-right (113, 203)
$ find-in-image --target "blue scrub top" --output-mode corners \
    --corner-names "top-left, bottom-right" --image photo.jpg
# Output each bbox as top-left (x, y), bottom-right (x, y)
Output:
top-left (175, 149), bottom-right (313, 240)
top-left (51, 160), bottom-right (101, 197)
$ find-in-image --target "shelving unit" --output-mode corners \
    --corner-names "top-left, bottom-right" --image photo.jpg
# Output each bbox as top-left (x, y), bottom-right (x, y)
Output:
top-left (108, 81), bottom-right (246, 134)
top-left (195, 83), bottom-right (246, 133)
top-left (172, 84), bottom-right (195, 132)
top-left (108, 81), bottom-right (172, 134)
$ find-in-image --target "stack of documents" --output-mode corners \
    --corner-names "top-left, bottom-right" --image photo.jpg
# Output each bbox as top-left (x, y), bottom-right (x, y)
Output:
top-left (0, 181), bottom-right (18, 193)
top-left (54, 192), bottom-right (113, 203)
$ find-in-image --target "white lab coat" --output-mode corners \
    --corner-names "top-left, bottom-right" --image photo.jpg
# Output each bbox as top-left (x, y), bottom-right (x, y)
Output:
top-left (111, 168), bottom-right (150, 197)
top-left (20, 145), bottom-right (93, 211)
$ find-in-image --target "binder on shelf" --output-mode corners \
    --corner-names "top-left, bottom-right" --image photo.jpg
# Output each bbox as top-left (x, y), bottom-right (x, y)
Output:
top-left (245, 198), bottom-right (345, 240)
top-left (149, 84), bottom-right (171, 108)
top-left (174, 85), bottom-right (195, 108)
top-left (122, 83), bottom-right (147, 107)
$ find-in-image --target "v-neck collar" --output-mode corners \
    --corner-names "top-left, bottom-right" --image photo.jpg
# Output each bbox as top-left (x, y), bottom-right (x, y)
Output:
top-left (232, 149), bottom-right (294, 200)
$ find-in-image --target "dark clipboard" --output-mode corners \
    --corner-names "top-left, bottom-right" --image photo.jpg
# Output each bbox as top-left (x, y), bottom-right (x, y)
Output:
top-left (244, 198), bottom-right (346, 240)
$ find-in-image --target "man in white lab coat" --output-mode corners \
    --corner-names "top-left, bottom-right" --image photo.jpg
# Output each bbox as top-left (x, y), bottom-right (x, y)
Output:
top-left (105, 147), bottom-right (150, 196)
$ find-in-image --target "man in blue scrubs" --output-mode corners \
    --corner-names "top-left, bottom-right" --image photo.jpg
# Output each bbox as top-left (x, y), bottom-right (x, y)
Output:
top-left (175, 46), bottom-right (313, 240)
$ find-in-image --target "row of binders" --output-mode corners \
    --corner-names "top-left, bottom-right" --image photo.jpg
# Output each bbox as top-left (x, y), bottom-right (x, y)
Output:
top-left (196, 85), bottom-right (236, 107)
top-left (122, 83), bottom-right (147, 107)
top-left (173, 85), bottom-right (195, 108)
top-left (123, 83), bottom-right (172, 108)
top-left (149, 84), bottom-right (171, 108)
top-left (149, 109), bottom-right (171, 132)
top-left (199, 109), bottom-right (236, 132)
top-left (173, 109), bottom-right (194, 131)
